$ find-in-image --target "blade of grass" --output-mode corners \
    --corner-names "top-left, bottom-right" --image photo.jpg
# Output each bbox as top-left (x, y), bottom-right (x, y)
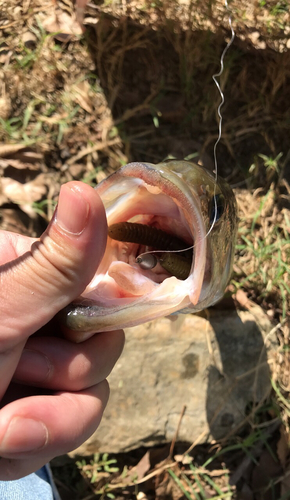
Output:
top-left (271, 379), bottom-right (290, 412)
top-left (201, 472), bottom-right (223, 495)
top-left (192, 471), bottom-right (206, 498)
top-left (202, 444), bottom-right (243, 468)
top-left (168, 469), bottom-right (199, 500)
top-left (182, 473), bottom-right (203, 500)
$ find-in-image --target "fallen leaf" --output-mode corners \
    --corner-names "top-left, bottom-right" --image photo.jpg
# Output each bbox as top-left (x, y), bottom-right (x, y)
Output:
top-left (0, 144), bottom-right (28, 158)
top-left (251, 445), bottom-right (282, 499)
top-left (280, 460), bottom-right (290, 497)
top-left (68, 81), bottom-right (93, 114)
top-left (83, 17), bottom-right (99, 26)
top-left (0, 208), bottom-right (30, 235)
top-left (21, 152), bottom-right (44, 162)
top-left (42, 10), bottom-right (83, 40)
top-left (0, 158), bottom-right (40, 171)
top-left (238, 483), bottom-right (254, 500)
top-left (1, 175), bottom-right (47, 204)
top-left (234, 289), bottom-right (260, 311)
top-left (174, 454), bottom-right (193, 464)
top-left (277, 425), bottom-right (289, 469)
top-left (235, 289), bottom-right (250, 308)
top-left (0, 44), bottom-right (12, 65)
top-left (130, 451), bottom-right (151, 481)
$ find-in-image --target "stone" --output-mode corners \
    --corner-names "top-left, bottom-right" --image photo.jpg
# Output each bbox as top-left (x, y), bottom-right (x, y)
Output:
top-left (71, 306), bottom-right (275, 456)
top-left (22, 31), bottom-right (37, 50)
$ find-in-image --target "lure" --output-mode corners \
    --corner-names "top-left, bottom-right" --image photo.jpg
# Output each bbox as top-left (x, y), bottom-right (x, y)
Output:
top-left (108, 222), bottom-right (193, 279)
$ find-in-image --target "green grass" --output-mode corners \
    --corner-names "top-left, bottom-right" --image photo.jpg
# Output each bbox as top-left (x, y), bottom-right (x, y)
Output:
top-left (232, 175), bottom-right (290, 319)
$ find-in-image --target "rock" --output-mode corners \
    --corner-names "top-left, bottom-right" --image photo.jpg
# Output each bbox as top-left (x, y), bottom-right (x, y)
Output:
top-left (71, 306), bottom-right (275, 456)
top-left (22, 31), bottom-right (37, 50)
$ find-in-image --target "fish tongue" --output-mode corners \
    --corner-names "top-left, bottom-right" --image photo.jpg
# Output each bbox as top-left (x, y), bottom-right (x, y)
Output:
top-left (108, 262), bottom-right (157, 296)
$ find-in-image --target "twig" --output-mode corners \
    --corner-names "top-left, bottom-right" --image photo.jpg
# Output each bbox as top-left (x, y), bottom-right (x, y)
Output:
top-left (182, 429), bottom-right (209, 457)
top-left (66, 138), bottom-right (121, 165)
top-left (100, 461), bottom-right (177, 492)
top-left (0, 144), bottom-right (29, 157)
top-left (0, 22), bottom-right (17, 30)
top-left (169, 405), bottom-right (186, 459)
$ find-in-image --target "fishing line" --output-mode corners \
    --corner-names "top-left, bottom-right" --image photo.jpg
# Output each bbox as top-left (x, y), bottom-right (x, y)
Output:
top-left (206, 0), bottom-right (235, 238)
top-left (127, 2), bottom-right (236, 272)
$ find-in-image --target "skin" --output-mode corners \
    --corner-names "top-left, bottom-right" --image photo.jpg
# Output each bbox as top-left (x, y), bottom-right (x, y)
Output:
top-left (0, 181), bottom-right (125, 480)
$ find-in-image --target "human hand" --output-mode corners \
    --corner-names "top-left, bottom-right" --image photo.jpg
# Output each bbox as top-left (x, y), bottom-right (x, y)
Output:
top-left (0, 182), bottom-right (124, 480)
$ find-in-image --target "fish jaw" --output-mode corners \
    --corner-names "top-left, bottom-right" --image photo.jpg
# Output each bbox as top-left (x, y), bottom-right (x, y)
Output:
top-left (62, 277), bottom-right (192, 342)
top-left (60, 161), bottom-right (209, 340)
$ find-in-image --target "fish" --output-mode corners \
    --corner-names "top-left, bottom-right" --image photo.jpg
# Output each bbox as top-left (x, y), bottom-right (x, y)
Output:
top-left (59, 160), bottom-right (238, 341)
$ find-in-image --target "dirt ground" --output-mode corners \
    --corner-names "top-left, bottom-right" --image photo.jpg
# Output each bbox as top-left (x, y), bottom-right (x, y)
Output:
top-left (1, 0), bottom-right (290, 498)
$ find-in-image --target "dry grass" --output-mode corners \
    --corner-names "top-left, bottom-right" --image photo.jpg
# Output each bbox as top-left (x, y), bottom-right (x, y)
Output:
top-left (233, 180), bottom-right (290, 319)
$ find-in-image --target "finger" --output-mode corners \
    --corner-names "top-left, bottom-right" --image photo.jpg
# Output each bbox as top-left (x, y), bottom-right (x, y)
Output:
top-left (1, 182), bottom-right (107, 345)
top-left (0, 182), bottom-right (107, 398)
top-left (0, 230), bottom-right (37, 266)
top-left (0, 454), bottom-right (53, 481)
top-left (0, 381), bottom-right (109, 472)
top-left (13, 330), bottom-right (125, 391)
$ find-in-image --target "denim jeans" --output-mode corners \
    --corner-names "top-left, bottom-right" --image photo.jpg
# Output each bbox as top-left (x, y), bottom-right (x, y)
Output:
top-left (0, 464), bottom-right (61, 500)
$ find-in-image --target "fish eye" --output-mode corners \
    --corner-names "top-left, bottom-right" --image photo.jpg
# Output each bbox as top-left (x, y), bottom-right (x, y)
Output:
top-left (209, 193), bottom-right (225, 225)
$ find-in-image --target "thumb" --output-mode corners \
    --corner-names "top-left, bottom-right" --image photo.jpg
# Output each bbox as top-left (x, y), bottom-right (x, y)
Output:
top-left (0, 181), bottom-right (107, 347)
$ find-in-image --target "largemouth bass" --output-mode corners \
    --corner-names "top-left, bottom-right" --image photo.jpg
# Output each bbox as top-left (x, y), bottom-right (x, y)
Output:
top-left (60, 160), bottom-right (238, 341)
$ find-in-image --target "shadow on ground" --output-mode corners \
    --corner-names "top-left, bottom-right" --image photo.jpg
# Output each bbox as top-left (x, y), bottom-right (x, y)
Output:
top-left (86, 14), bottom-right (290, 185)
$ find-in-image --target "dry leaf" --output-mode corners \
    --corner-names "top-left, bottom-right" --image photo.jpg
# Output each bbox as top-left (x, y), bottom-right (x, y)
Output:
top-left (280, 460), bottom-right (290, 497)
top-left (251, 446), bottom-right (282, 499)
top-left (0, 158), bottom-right (40, 171)
top-left (0, 144), bottom-right (27, 158)
top-left (22, 152), bottom-right (43, 162)
top-left (42, 10), bottom-right (83, 40)
top-left (0, 208), bottom-right (30, 235)
top-left (83, 17), bottom-right (99, 26)
top-left (239, 483), bottom-right (254, 500)
top-left (0, 45), bottom-right (13, 65)
top-left (69, 81), bottom-right (93, 113)
top-left (22, 31), bottom-right (37, 50)
top-left (234, 289), bottom-right (254, 309)
top-left (1, 175), bottom-right (47, 204)
top-left (277, 425), bottom-right (289, 470)
top-left (174, 454), bottom-right (193, 464)
top-left (130, 451), bottom-right (151, 481)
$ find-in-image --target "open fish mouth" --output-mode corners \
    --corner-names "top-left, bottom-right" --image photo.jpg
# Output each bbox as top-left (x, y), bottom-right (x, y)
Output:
top-left (59, 160), bottom-right (238, 341)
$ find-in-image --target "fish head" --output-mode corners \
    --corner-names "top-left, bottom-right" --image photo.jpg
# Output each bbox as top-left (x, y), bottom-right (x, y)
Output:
top-left (59, 160), bottom-right (238, 341)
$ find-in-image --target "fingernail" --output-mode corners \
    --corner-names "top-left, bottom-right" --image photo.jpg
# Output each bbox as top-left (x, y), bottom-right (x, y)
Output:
top-left (56, 185), bottom-right (89, 235)
top-left (14, 349), bottom-right (52, 384)
top-left (1, 417), bottom-right (48, 454)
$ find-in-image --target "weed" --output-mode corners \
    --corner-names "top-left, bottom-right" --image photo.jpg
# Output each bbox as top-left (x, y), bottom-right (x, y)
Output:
top-left (233, 182), bottom-right (290, 319)
top-left (0, 117), bottom-right (23, 140)
top-left (32, 199), bottom-right (57, 221)
top-left (76, 453), bottom-right (119, 484)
